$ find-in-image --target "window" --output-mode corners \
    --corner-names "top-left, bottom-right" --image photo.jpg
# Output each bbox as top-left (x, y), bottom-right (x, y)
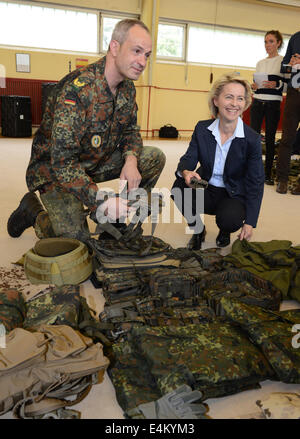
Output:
top-left (101, 16), bottom-right (123, 52)
top-left (0, 2), bottom-right (135, 54)
top-left (101, 14), bottom-right (150, 53)
top-left (157, 22), bottom-right (185, 60)
top-left (187, 24), bottom-right (290, 68)
top-left (0, 1), bottom-right (98, 53)
top-left (156, 19), bottom-right (290, 69)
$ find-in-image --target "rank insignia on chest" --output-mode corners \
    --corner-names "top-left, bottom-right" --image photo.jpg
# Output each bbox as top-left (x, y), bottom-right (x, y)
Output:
top-left (91, 135), bottom-right (101, 148)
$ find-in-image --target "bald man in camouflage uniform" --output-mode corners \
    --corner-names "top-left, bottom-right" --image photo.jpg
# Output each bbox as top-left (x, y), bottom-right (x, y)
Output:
top-left (8, 19), bottom-right (166, 240)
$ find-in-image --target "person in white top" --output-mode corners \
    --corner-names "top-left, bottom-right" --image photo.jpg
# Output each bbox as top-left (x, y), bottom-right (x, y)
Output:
top-left (250, 30), bottom-right (284, 185)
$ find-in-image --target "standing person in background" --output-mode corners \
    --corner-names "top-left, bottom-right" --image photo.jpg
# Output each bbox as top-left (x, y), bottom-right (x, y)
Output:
top-left (250, 30), bottom-right (284, 185)
top-left (276, 30), bottom-right (300, 195)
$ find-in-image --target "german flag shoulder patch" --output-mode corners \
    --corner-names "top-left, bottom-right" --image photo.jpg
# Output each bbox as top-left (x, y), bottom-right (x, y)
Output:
top-left (64, 98), bottom-right (76, 106)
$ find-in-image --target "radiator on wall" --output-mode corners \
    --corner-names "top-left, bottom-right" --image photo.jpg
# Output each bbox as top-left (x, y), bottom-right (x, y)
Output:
top-left (0, 78), bottom-right (286, 134)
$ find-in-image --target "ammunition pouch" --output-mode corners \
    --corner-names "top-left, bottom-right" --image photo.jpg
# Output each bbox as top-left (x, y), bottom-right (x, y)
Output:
top-left (95, 250), bottom-right (281, 343)
top-left (99, 296), bottom-right (215, 341)
top-left (93, 248), bottom-right (224, 300)
top-left (197, 268), bottom-right (282, 315)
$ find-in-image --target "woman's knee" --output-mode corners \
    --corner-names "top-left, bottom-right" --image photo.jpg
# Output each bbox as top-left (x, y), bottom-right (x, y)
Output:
top-left (215, 200), bottom-right (245, 232)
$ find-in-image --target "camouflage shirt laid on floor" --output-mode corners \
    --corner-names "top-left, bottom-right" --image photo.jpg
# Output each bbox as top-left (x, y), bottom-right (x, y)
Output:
top-left (26, 56), bottom-right (143, 214)
top-left (109, 297), bottom-right (300, 417)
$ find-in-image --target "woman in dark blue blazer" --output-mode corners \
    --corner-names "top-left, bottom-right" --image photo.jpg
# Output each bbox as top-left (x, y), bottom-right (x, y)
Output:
top-left (172, 74), bottom-right (264, 250)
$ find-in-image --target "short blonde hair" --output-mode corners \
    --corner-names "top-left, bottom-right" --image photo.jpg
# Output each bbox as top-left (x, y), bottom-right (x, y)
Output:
top-left (208, 74), bottom-right (252, 118)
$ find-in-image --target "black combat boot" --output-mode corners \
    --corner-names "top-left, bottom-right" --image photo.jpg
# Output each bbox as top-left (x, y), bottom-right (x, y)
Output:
top-left (7, 192), bottom-right (44, 238)
top-left (216, 230), bottom-right (230, 247)
top-left (187, 226), bottom-right (206, 251)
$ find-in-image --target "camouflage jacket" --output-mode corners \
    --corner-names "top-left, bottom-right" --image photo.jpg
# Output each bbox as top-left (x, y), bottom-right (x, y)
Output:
top-left (26, 56), bottom-right (143, 212)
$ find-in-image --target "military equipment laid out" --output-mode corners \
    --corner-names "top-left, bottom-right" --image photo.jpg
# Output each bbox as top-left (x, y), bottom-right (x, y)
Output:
top-left (0, 289), bottom-right (26, 332)
top-left (196, 268), bottom-right (282, 314)
top-left (224, 239), bottom-right (300, 302)
top-left (0, 325), bottom-right (109, 419)
top-left (88, 231), bottom-right (298, 417)
top-left (109, 297), bottom-right (300, 417)
top-left (91, 236), bottom-right (177, 270)
top-left (221, 298), bottom-right (300, 383)
top-left (97, 266), bottom-right (281, 343)
top-left (109, 310), bottom-right (275, 415)
top-left (91, 189), bottom-right (165, 257)
top-left (23, 285), bottom-right (82, 331)
top-left (0, 285), bottom-right (111, 347)
top-left (24, 238), bottom-right (93, 287)
top-left (0, 282), bottom-right (112, 419)
top-left (90, 237), bottom-right (281, 343)
top-left (94, 246), bottom-right (224, 298)
top-left (2, 229), bottom-right (300, 419)
top-left (88, 244), bottom-right (221, 341)
top-left (100, 296), bottom-right (216, 342)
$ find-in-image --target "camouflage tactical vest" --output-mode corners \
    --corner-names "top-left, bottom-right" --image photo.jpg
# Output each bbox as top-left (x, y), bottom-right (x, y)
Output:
top-left (221, 297), bottom-right (300, 383)
top-left (109, 315), bottom-right (275, 414)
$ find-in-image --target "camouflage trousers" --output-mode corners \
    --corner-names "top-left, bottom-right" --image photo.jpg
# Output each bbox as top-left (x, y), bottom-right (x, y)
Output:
top-left (35, 146), bottom-right (166, 239)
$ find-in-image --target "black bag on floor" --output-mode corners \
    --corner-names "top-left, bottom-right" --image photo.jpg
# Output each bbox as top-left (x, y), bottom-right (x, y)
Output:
top-left (159, 124), bottom-right (178, 138)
